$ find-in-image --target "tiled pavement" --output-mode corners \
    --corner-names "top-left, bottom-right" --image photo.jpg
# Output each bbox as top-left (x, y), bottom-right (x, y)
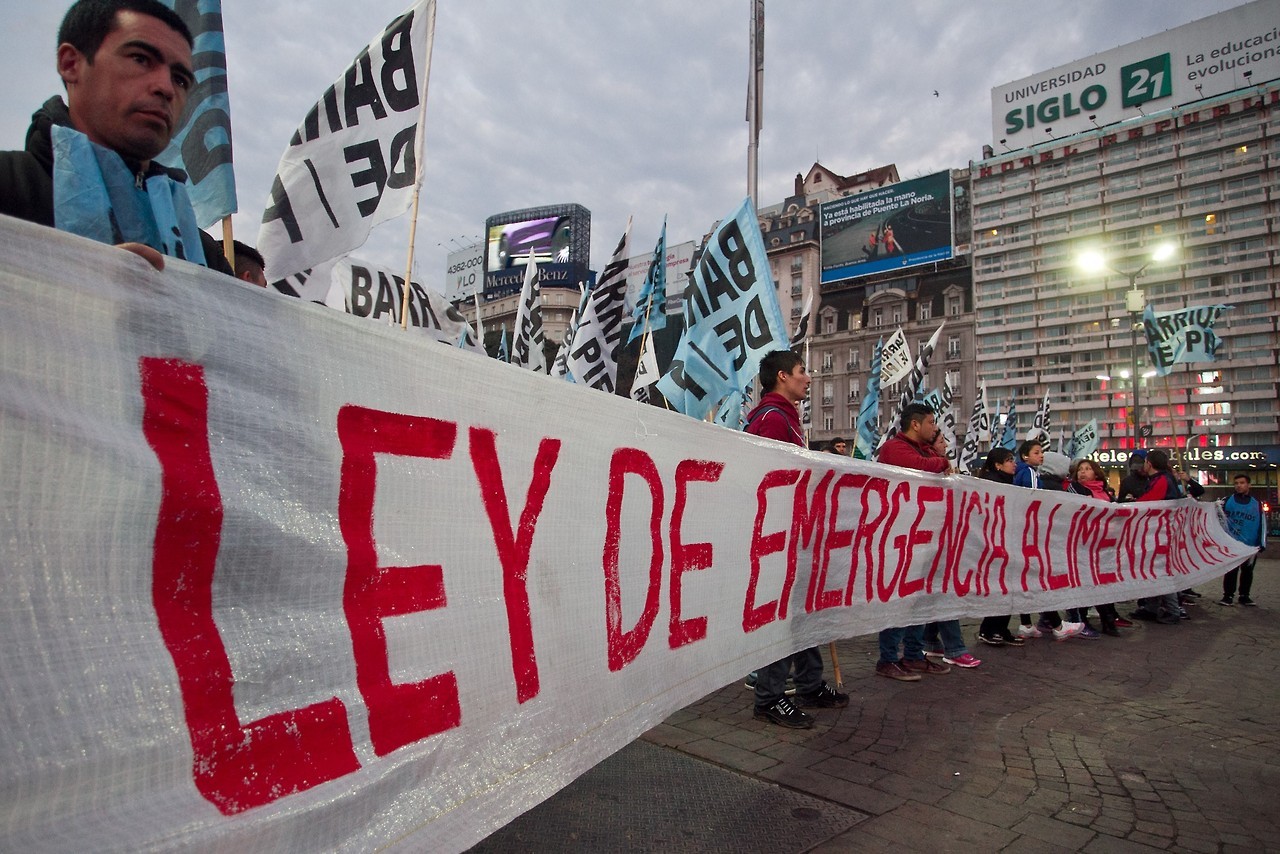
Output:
top-left (476, 562), bottom-right (1280, 853)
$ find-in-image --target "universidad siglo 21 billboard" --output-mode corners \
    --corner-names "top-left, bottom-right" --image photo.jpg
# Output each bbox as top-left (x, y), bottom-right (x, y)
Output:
top-left (483, 203), bottom-right (591, 300)
top-left (819, 170), bottom-right (953, 285)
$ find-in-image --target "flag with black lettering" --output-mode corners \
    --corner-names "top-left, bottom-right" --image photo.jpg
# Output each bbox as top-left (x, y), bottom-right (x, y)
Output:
top-left (323, 257), bottom-right (483, 352)
top-left (630, 332), bottom-right (660, 403)
top-left (853, 337), bottom-right (882, 460)
top-left (1143, 303), bottom-right (1232, 376)
top-left (879, 328), bottom-right (912, 386)
top-left (269, 261), bottom-right (335, 302)
top-left (655, 198), bottom-right (788, 420)
top-left (567, 226), bottom-right (630, 392)
top-left (511, 256), bottom-right (547, 372)
top-left (552, 286), bottom-right (587, 382)
top-left (921, 377), bottom-right (959, 467)
top-left (157, 0), bottom-right (236, 227)
top-left (1071, 419), bottom-right (1101, 460)
top-left (257, 0), bottom-right (436, 280)
top-left (1027, 388), bottom-right (1051, 444)
top-left (627, 218), bottom-right (667, 344)
top-left (957, 380), bottom-right (987, 474)
top-left (789, 288), bottom-right (813, 347)
top-left (876, 322), bottom-right (944, 454)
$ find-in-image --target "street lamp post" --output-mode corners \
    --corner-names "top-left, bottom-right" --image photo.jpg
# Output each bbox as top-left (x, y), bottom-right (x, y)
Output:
top-left (1079, 244), bottom-right (1176, 449)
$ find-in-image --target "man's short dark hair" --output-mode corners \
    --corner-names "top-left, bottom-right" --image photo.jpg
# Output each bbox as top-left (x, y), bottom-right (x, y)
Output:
top-left (899, 403), bottom-right (933, 432)
top-left (1017, 439), bottom-right (1043, 461)
top-left (58, 0), bottom-right (194, 61)
top-left (232, 240), bottom-right (265, 278)
top-left (758, 350), bottom-right (803, 392)
top-left (1146, 449), bottom-right (1171, 471)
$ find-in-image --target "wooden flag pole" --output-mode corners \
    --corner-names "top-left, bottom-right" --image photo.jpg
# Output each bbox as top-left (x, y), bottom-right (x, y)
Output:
top-left (828, 642), bottom-right (842, 689)
top-left (400, 0), bottom-right (437, 330)
top-left (221, 216), bottom-right (235, 271)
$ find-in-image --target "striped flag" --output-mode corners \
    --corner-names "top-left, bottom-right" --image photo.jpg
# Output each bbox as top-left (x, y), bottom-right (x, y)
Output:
top-left (627, 218), bottom-right (667, 344)
top-left (853, 338), bottom-right (882, 460)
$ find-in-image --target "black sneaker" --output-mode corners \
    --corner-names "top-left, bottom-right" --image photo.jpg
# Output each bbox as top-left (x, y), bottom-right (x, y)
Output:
top-left (798, 683), bottom-right (849, 709)
top-left (1240, 597), bottom-right (1256, 607)
top-left (754, 697), bottom-right (814, 728)
top-left (977, 632), bottom-right (1005, 646)
top-left (1217, 597), bottom-right (1234, 606)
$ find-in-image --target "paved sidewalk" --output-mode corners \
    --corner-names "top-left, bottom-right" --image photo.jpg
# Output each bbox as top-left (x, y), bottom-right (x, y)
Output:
top-left (475, 563), bottom-right (1280, 853)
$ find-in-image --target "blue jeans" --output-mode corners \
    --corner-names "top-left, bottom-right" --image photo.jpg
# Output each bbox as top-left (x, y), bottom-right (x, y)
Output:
top-left (754, 646), bottom-right (823, 708)
top-left (923, 620), bottom-right (966, 657)
top-left (878, 624), bottom-right (925, 664)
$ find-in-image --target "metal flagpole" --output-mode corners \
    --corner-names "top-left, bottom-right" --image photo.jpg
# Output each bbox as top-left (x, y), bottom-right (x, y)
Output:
top-left (746, 0), bottom-right (763, 206)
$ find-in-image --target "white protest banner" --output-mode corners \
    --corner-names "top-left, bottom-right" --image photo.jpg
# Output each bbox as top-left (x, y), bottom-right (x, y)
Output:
top-left (1143, 303), bottom-right (1232, 376)
top-left (325, 256), bottom-right (483, 352)
top-left (1071, 419), bottom-right (1101, 460)
top-left (567, 226), bottom-right (630, 391)
top-left (879, 328), bottom-right (912, 385)
top-left (656, 198), bottom-right (788, 419)
top-left (0, 218), bottom-right (1255, 852)
top-left (510, 256), bottom-right (547, 372)
top-left (157, 0), bottom-right (237, 227)
top-left (257, 0), bottom-right (435, 279)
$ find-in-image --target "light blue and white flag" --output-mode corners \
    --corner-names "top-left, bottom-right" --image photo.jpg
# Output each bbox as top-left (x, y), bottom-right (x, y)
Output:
top-left (1143, 304), bottom-right (1232, 376)
top-left (853, 338), bottom-right (883, 460)
top-left (1070, 419), bottom-right (1101, 460)
top-left (627, 218), bottom-right (667, 344)
top-left (497, 324), bottom-right (509, 363)
top-left (158, 0), bottom-right (237, 227)
top-left (714, 389), bottom-right (747, 430)
top-left (1000, 397), bottom-right (1019, 451)
top-left (656, 198), bottom-right (788, 420)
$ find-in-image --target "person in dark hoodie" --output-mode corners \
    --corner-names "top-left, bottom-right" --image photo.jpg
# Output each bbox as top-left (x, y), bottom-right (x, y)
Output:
top-left (975, 448), bottom-right (1026, 647)
top-left (1132, 449), bottom-right (1203, 623)
top-left (1116, 450), bottom-right (1151, 502)
top-left (0, 0), bottom-right (231, 275)
top-left (744, 350), bottom-right (848, 729)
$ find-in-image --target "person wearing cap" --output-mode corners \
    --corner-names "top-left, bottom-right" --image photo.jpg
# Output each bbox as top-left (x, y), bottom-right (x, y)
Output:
top-left (1117, 450), bottom-right (1150, 502)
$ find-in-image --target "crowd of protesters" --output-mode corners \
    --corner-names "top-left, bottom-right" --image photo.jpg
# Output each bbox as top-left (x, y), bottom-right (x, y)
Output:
top-left (747, 352), bottom-right (1267, 729)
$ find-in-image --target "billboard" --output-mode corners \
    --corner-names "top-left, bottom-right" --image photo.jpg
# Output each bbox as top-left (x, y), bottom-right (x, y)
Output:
top-left (623, 239), bottom-right (697, 317)
top-left (819, 171), bottom-right (953, 285)
top-left (483, 204), bottom-right (591, 299)
top-left (992, 1), bottom-right (1280, 147)
top-left (443, 243), bottom-right (484, 303)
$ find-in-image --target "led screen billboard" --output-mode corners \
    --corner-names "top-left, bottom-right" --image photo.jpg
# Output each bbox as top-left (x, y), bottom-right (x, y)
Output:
top-left (483, 204), bottom-right (591, 298)
top-left (819, 171), bottom-right (953, 284)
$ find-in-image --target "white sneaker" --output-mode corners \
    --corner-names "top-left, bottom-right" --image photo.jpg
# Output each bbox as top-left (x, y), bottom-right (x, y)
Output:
top-left (1054, 621), bottom-right (1083, 641)
top-left (1016, 624), bottom-right (1043, 639)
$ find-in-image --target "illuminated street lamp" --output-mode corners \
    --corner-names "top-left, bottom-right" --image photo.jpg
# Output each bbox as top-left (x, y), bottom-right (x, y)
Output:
top-left (1078, 243), bottom-right (1176, 448)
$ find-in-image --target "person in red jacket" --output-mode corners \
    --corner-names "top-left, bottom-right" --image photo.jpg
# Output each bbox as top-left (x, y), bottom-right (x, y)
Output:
top-left (873, 404), bottom-right (953, 680)
top-left (745, 350), bottom-right (849, 728)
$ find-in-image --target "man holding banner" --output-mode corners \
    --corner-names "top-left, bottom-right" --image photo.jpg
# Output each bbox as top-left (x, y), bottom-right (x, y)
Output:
top-left (0, 0), bottom-right (232, 275)
top-left (744, 350), bottom-right (848, 728)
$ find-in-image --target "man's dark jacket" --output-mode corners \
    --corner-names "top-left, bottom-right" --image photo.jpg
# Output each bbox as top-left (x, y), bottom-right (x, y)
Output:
top-left (0, 97), bottom-right (232, 275)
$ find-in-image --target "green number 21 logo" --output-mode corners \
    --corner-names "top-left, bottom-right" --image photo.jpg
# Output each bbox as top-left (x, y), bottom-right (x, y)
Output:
top-left (1121, 53), bottom-right (1173, 108)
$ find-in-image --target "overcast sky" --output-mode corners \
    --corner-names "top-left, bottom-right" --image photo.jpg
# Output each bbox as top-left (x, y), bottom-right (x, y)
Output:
top-left (0, 0), bottom-right (1248, 283)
